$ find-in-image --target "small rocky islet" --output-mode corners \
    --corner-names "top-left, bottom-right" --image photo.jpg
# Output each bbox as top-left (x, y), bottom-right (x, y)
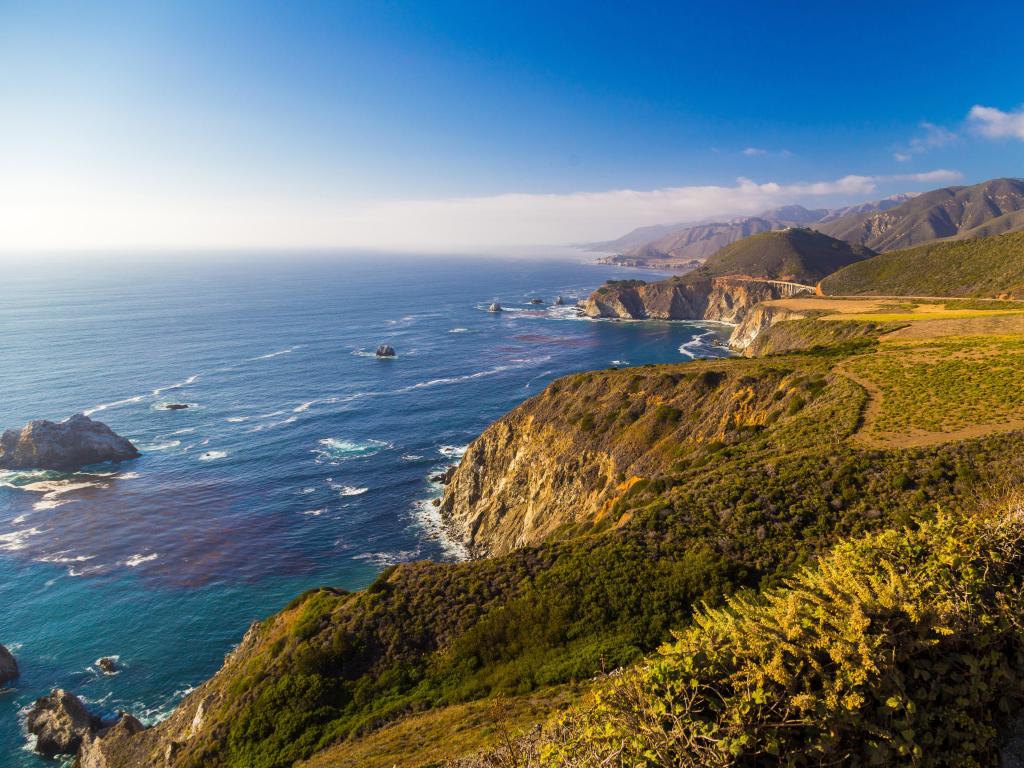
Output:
top-left (0, 413), bottom-right (139, 472)
top-left (0, 644), bottom-right (18, 686)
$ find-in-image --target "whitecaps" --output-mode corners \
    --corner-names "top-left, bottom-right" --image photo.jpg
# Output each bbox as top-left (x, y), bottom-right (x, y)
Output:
top-left (0, 527), bottom-right (43, 551)
top-left (83, 394), bottom-right (146, 416)
top-left (198, 451), bottom-right (228, 461)
top-left (448, 327), bottom-right (471, 333)
top-left (251, 346), bottom-right (300, 361)
top-left (123, 553), bottom-right (158, 567)
top-left (152, 375), bottom-right (199, 395)
top-left (315, 438), bottom-right (391, 461)
top-left (438, 445), bottom-right (468, 459)
top-left (335, 485), bottom-right (369, 497)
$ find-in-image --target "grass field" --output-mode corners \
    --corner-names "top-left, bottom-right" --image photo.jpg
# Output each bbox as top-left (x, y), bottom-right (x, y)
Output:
top-left (841, 335), bottom-right (1024, 446)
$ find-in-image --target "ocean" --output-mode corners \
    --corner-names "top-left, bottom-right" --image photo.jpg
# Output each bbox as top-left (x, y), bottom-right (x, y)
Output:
top-left (0, 253), bottom-right (732, 764)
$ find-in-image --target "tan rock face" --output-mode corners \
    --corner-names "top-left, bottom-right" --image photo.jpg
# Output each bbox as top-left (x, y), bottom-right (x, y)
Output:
top-left (730, 304), bottom-right (805, 353)
top-left (440, 412), bottom-right (618, 557)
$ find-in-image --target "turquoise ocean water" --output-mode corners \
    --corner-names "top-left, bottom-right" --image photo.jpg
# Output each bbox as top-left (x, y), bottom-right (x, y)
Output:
top-left (0, 254), bottom-right (731, 764)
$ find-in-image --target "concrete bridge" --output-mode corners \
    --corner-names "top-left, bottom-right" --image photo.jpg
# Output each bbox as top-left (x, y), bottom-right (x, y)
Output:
top-left (725, 276), bottom-right (817, 295)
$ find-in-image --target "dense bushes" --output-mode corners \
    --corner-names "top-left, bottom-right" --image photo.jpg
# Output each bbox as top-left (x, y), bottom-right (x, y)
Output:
top-left (544, 500), bottom-right (1024, 766)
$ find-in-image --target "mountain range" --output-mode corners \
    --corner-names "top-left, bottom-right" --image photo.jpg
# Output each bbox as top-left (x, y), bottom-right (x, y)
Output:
top-left (596, 178), bottom-right (1024, 268)
top-left (591, 195), bottom-right (914, 265)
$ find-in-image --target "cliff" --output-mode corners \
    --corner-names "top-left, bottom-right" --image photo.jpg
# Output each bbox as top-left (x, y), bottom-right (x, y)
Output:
top-left (584, 275), bottom-right (811, 330)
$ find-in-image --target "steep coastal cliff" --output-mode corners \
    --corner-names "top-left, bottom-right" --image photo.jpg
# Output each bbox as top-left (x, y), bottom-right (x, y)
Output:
top-left (583, 276), bottom-right (809, 323)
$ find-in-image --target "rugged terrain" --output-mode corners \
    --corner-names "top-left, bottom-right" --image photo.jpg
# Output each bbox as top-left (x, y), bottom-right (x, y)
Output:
top-left (64, 225), bottom-right (1024, 768)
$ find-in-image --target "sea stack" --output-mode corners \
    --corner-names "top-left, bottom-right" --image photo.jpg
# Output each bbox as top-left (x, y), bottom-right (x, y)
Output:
top-left (375, 344), bottom-right (396, 358)
top-left (554, 295), bottom-right (564, 305)
top-left (530, 298), bottom-right (544, 305)
top-left (26, 690), bottom-right (102, 757)
top-left (0, 414), bottom-right (140, 472)
top-left (488, 302), bottom-right (503, 312)
top-left (0, 644), bottom-right (18, 685)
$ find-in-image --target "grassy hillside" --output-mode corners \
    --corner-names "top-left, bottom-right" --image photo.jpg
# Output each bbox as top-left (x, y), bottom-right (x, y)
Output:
top-left (106, 334), bottom-right (1024, 768)
top-left (539, 498), bottom-right (1024, 766)
top-left (820, 231), bottom-right (1024, 298)
top-left (816, 177), bottom-right (1024, 251)
top-left (696, 228), bottom-right (874, 283)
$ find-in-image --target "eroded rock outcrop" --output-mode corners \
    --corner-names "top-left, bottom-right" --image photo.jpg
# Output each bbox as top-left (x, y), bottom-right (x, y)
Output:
top-left (0, 414), bottom-right (139, 471)
top-left (585, 276), bottom-right (810, 326)
top-left (27, 689), bottom-right (103, 756)
top-left (730, 303), bottom-right (806, 353)
top-left (0, 644), bottom-right (18, 685)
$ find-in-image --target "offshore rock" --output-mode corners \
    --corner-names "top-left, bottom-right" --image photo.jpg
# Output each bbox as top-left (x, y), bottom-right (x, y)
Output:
top-left (375, 344), bottom-right (396, 358)
top-left (0, 644), bottom-right (18, 685)
top-left (0, 414), bottom-right (140, 471)
top-left (26, 689), bottom-right (102, 757)
top-left (488, 302), bottom-right (503, 312)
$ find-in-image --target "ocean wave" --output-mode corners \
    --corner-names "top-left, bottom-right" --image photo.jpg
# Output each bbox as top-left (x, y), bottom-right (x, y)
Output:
top-left (247, 415), bottom-right (297, 432)
top-left (334, 485), bottom-right (369, 497)
top-left (438, 444), bottom-right (468, 459)
top-left (0, 469), bottom-right (64, 489)
top-left (198, 450), bottom-right (228, 461)
top-left (303, 508), bottom-right (325, 516)
top-left (678, 330), bottom-right (726, 360)
top-left (38, 552), bottom-right (95, 565)
top-left (251, 346), bottom-right (301, 361)
top-left (448, 327), bottom-right (471, 333)
top-left (152, 375), bottom-right (199, 395)
top-left (294, 400), bottom-right (316, 413)
top-left (353, 549), bottom-right (422, 567)
top-left (401, 454), bottom-right (424, 461)
top-left (32, 496), bottom-right (75, 511)
top-left (315, 438), bottom-right (392, 461)
top-left (138, 439), bottom-right (181, 451)
top-left (225, 415), bottom-right (249, 423)
top-left (68, 563), bottom-right (107, 577)
top-left (0, 527), bottom-right (43, 551)
top-left (123, 553), bottom-right (158, 567)
top-left (83, 394), bottom-right (146, 416)
top-left (410, 496), bottom-right (469, 561)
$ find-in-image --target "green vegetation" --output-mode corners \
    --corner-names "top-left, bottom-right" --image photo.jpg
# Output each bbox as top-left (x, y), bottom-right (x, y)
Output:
top-left (845, 336), bottom-right (1024, 438)
top-left (694, 228), bottom-right (875, 283)
top-left (820, 231), bottom-right (1024, 298)
top-left (158, 340), bottom-right (1024, 768)
top-left (543, 500), bottom-right (1024, 766)
top-left (744, 318), bottom-right (903, 357)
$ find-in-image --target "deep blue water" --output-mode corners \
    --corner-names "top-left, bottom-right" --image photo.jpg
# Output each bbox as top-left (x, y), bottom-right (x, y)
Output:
top-left (0, 253), bottom-right (731, 764)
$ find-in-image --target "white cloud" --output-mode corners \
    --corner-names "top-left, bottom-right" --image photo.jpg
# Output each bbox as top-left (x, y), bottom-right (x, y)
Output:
top-left (0, 170), bottom-right (961, 253)
top-left (742, 147), bottom-right (767, 156)
top-left (967, 105), bottom-right (1024, 140)
top-left (895, 121), bottom-right (958, 160)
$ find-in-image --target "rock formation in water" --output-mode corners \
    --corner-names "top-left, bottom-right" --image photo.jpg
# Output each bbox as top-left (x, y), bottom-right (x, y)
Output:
top-left (27, 689), bottom-right (145, 760)
top-left (375, 344), bottom-right (396, 358)
top-left (0, 414), bottom-right (140, 471)
top-left (97, 657), bottom-right (119, 675)
top-left (0, 644), bottom-right (18, 685)
top-left (488, 302), bottom-right (502, 312)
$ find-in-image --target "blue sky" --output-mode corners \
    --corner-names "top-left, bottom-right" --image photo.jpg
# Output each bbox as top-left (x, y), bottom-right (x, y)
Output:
top-left (2, 0), bottom-right (1023, 250)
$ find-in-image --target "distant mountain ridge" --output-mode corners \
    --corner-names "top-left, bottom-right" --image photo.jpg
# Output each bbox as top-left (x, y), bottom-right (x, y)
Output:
top-left (596, 195), bottom-right (913, 265)
top-left (813, 178), bottom-right (1024, 251)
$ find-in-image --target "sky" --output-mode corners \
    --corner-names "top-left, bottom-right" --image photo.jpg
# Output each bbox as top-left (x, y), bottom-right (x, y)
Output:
top-left (2, 0), bottom-right (1023, 253)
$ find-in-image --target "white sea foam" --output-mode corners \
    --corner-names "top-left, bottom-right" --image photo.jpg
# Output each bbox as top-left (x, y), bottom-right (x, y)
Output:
top-left (411, 496), bottom-right (469, 561)
top-left (251, 346), bottom-right (300, 360)
top-left (38, 552), bottom-right (95, 565)
top-left (32, 497), bottom-right (74, 512)
top-left (0, 527), bottom-right (42, 551)
top-left (153, 375), bottom-right (199, 395)
top-left (83, 394), bottom-right (146, 416)
top-left (303, 508), bottom-right (325, 516)
top-left (679, 330), bottom-right (717, 359)
top-left (294, 400), bottom-right (316, 413)
top-left (123, 553), bottom-right (158, 567)
top-left (138, 439), bottom-right (180, 451)
top-left (68, 564), bottom-right (107, 577)
top-left (438, 445), bottom-right (468, 459)
top-left (315, 438), bottom-right (391, 461)
top-left (448, 327), bottom-right (470, 333)
top-left (402, 454), bottom-right (424, 461)
top-left (335, 485), bottom-right (369, 497)
top-left (226, 416), bottom-right (249, 423)
top-left (247, 415), bottom-right (297, 432)
top-left (199, 450), bottom-right (228, 461)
